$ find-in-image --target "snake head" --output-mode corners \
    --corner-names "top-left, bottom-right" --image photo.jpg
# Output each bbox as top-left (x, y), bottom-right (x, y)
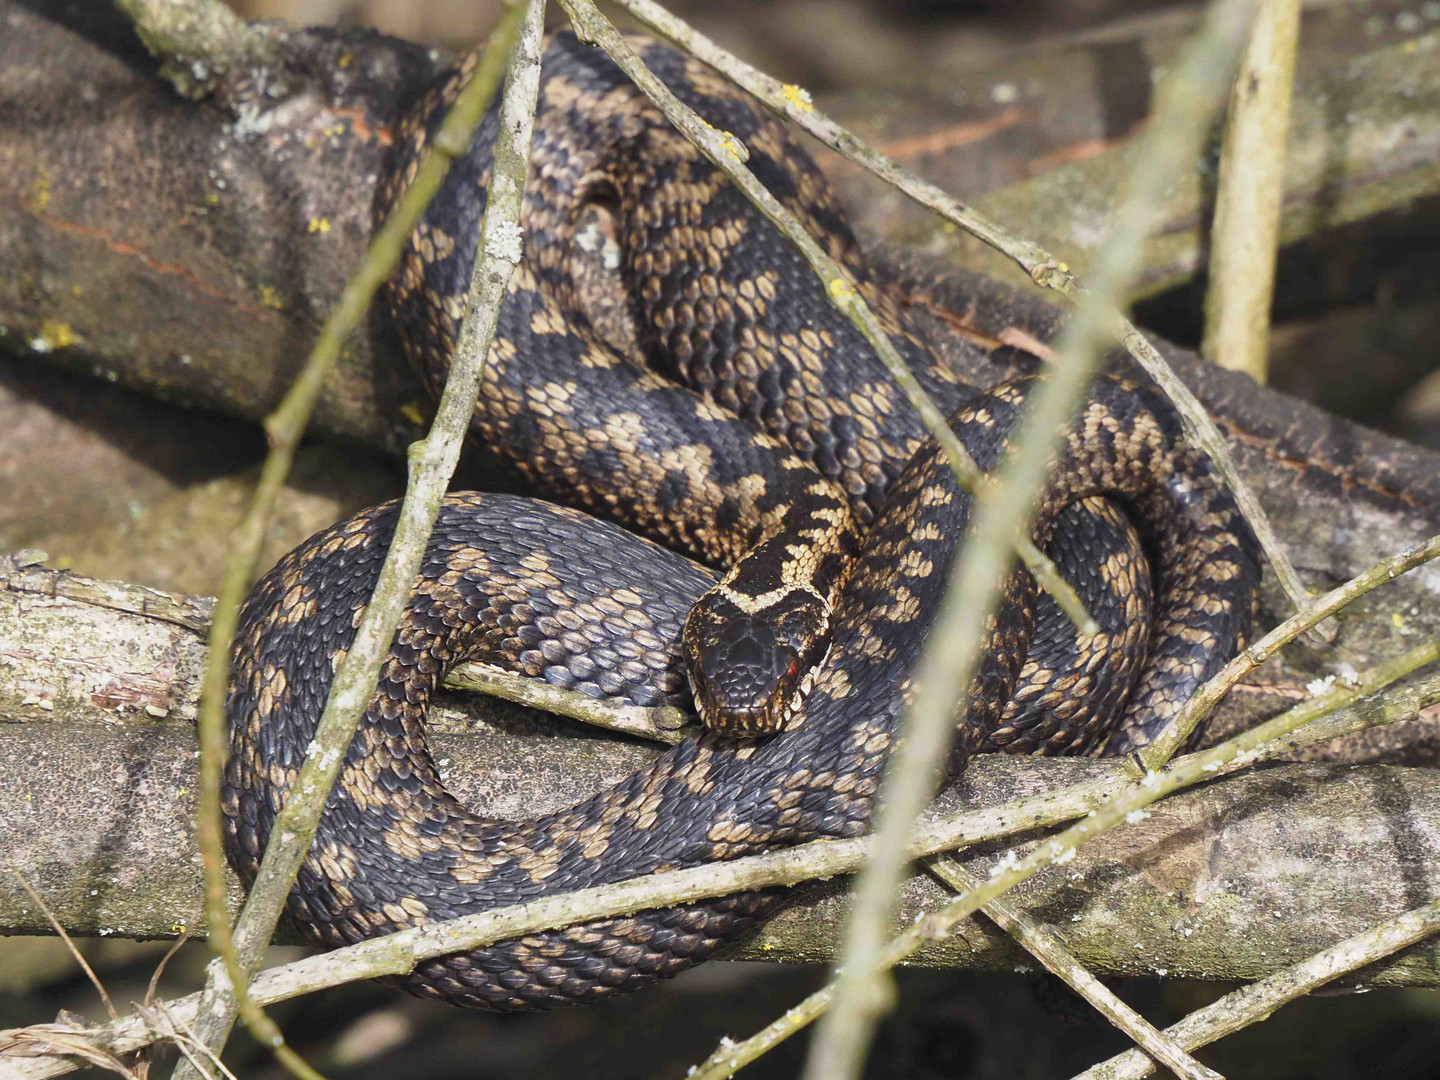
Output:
top-left (683, 587), bottom-right (833, 737)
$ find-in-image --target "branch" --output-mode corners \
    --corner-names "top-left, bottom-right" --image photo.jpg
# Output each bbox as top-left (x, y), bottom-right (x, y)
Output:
top-left (6, 524), bottom-right (1440, 1080)
top-left (1201, 0), bottom-right (1302, 381)
top-left (115, 0), bottom-right (280, 99)
top-left (6, 661), bottom-right (1440, 1079)
top-left (5, 2), bottom-right (1438, 545)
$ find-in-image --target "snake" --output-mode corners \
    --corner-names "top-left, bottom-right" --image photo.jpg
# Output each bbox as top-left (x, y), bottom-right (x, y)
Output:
top-left (222, 32), bottom-right (1261, 1011)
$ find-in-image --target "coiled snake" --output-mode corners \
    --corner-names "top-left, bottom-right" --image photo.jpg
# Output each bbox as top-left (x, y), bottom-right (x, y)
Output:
top-left (222, 33), bottom-right (1261, 1010)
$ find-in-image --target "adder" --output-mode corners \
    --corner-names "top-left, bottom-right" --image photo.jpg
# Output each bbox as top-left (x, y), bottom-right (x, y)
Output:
top-left (222, 32), bottom-right (1260, 1011)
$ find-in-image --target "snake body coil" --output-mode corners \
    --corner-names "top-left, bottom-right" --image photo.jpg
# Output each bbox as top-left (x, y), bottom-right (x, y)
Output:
top-left (223, 34), bottom-right (1261, 1010)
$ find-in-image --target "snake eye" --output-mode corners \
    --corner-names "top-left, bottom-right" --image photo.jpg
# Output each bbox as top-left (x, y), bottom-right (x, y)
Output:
top-left (785, 659), bottom-right (799, 679)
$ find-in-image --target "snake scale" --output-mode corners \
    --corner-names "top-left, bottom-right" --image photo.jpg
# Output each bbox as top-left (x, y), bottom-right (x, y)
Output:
top-left (223, 33), bottom-right (1261, 1011)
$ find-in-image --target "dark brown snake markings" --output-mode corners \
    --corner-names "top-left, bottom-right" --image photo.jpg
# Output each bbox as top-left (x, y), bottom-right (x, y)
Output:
top-left (223, 34), bottom-right (1261, 1010)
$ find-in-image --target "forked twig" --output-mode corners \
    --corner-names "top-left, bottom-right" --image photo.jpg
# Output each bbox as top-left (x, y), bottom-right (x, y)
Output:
top-left (927, 857), bottom-right (1224, 1080)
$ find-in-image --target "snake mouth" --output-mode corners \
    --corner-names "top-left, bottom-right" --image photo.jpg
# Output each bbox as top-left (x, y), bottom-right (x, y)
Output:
top-left (683, 648), bottom-right (828, 740)
top-left (686, 613), bottom-right (831, 738)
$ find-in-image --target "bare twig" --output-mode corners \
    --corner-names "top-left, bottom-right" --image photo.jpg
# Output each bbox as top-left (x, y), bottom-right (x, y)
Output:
top-left (444, 664), bottom-right (694, 743)
top-left (0, 1026), bottom-right (140, 1080)
top-left (1, 555), bottom-right (215, 634)
top-left (177, 2), bottom-right (542, 1076)
top-left (135, 930), bottom-right (192, 1080)
top-left (612, 0), bottom-right (1311, 620)
top-left (909, 668), bottom-right (1440, 863)
top-left (926, 857), bottom-right (1223, 1080)
top-left (1202, 0), bottom-right (1302, 383)
top-left (1105, 306), bottom-right (1319, 621)
top-left (9, 872), bottom-right (119, 1026)
top-left (803, 2), bottom-right (1258, 1076)
top-left (1071, 899), bottom-right (1440, 1080)
top-left (0, 556), bottom-right (687, 743)
top-left (558, 0), bottom-right (1098, 635)
top-left (1136, 531), bottom-right (1440, 769)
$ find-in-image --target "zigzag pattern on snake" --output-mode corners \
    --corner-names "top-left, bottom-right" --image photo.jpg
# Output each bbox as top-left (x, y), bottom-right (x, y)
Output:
top-left (222, 32), bottom-right (1261, 1010)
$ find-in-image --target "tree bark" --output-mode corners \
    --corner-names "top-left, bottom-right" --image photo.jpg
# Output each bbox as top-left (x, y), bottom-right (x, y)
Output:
top-left (3, 555), bottom-right (1440, 983)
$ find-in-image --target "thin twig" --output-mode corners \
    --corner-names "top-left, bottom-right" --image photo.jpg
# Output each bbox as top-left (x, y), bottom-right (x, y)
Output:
top-left (1106, 309), bottom-right (1320, 623)
top-left (9, 873), bottom-right (119, 1025)
top-left (1136, 531), bottom-right (1440, 769)
top-left (6, 663), bottom-right (1438, 1080)
top-left (803, 2), bottom-right (1258, 1076)
top-left (0, 556), bottom-right (215, 634)
top-left (0, 557), bottom-right (686, 742)
top-left (612, 0), bottom-right (1310, 620)
top-left (558, 0), bottom-right (1098, 635)
top-left (1202, 0), bottom-right (1302, 383)
top-left (909, 669), bottom-right (1440, 864)
top-left (445, 663), bottom-right (695, 742)
top-left (177, 3), bottom-right (543, 1076)
top-left (926, 857), bottom-right (1224, 1080)
top-left (144, 932), bottom-right (192, 1015)
top-left (688, 636), bottom-right (1440, 1080)
top-left (136, 930), bottom-right (191, 1080)
top-left (158, 1006), bottom-right (238, 1080)
top-left (1071, 899), bottom-right (1440, 1080)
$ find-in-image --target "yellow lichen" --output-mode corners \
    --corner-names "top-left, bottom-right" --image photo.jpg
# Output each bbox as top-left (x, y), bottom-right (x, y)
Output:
top-left (27, 170), bottom-right (51, 213)
top-left (32, 319), bottom-right (78, 351)
top-left (826, 277), bottom-right (858, 307)
top-left (781, 83), bottom-right (814, 113)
